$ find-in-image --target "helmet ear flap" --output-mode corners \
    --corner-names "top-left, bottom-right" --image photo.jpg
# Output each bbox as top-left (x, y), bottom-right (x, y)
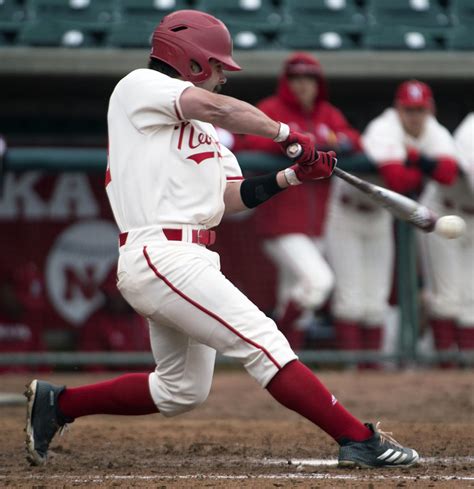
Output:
top-left (190, 60), bottom-right (204, 76)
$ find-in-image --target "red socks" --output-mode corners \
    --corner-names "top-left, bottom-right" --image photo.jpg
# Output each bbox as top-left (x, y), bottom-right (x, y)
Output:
top-left (278, 301), bottom-right (305, 351)
top-left (431, 319), bottom-right (456, 352)
top-left (266, 360), bottom-right (372, 444)
top-left (457, 327), bottom-right (474, 350)
top-left (58, 373), bottom-right (158, 419)
top-left (334, 320), bottom-right (361, 351)
top-left (360, 326), bottom-right (383, 370)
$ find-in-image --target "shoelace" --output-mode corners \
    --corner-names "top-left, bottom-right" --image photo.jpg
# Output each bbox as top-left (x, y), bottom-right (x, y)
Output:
top-left (375, 422), bottom-right (403, 449)
top-left (58, 424), bottom-right (69, 437)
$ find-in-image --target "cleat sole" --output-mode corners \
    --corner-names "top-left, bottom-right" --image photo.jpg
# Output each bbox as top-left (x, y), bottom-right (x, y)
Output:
top-left (338, 459), bottom-right (420, 469)
top-left (24, 380), bottom-right (46, 466)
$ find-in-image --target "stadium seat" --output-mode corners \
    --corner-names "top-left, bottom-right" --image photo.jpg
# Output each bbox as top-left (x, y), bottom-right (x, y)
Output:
top-left (26, 0), bottom-right (116, 29)
top-left (363, 26), bottom-right (438, 50)
top-left (278, 28), bottom-right (356, 50)
top-left (117, 0), bottom-right (189, 23)
top-left (194, 0), bottom-right (282, 33)
top-left (446, 27), bottom-right (474, 50)
top-left (106, 19), bottom-right (156, 48)
top-left (18, 19), bottom-right (98, 46)
top-left (450, 0), bottom-right (474, 27)
top-left (228, 27), bottom-right (270, 50)
top-left (0, 0), bottom-right (27, 30)
top-left (366, 0), bottom-right (450, 29)
top-left (281, 0), bottom-right (365, 34)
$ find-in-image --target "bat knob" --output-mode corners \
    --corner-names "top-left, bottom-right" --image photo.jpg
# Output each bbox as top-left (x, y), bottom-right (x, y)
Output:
top-left (286, 143), bottom-right (302, 159)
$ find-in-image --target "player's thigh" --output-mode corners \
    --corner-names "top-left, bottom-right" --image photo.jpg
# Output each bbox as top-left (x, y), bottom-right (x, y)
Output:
top-left (422, 232), bottom-right (460, 306)
top-left (144, 246), bottom-right (296, 387)
top-left (361, 227), bottom-right (394, 323)
top-left (459, 231), bottom-right (474, 325)
top-left (147, 317), bottom-right (216, 415)
top-left (263, 239), bottom-right (294, 307)
top-left (148, 317), bottom-right (216, 388)
top-left (326, 222), bottom-right (365, 317)
top-left (264, 234), bottom-right (334, 300)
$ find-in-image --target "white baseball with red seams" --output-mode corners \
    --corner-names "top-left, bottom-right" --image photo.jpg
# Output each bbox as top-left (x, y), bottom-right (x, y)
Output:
top-left (106, 68), bottom-right (297, 416)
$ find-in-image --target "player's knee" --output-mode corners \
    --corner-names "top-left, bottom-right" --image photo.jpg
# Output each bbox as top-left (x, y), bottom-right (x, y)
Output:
top-left (293, 272), bottom-right (335, 309)
top-left (364, 305), bottom-right (386, 325)
top-left (160, 384), bottom-right (211, 417)
top-left (150, 372), bottom-right (212, 417)
top-left (428, 295), bottom-right (460, 321)
top-left (332, 300), bottom-right (364, 323)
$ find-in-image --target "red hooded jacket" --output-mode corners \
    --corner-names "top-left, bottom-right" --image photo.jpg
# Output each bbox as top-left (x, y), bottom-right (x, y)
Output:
top-left (244, 53), bottom-right (361, 237)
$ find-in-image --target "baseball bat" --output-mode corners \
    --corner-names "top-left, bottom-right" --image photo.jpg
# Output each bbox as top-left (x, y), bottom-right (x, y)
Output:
top-left (286, 143), bottom-right (438, 232)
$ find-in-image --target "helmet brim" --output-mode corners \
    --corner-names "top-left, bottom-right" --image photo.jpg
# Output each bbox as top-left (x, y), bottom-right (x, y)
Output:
top-left (220, 56), bottom-right (242, 72)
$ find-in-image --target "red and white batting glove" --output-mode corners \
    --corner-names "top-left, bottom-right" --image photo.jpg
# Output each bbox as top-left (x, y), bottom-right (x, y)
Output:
top-left (284, 151), bottom-right (337, 185)
top-left (274, 123), bottom-right (316, 165)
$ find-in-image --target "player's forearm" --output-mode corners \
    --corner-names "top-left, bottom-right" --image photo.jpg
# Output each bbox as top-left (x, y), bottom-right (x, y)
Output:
top-left (180, 87), bottom-right (280, 139)
top-left (224, 172), bottom-right (290, 215)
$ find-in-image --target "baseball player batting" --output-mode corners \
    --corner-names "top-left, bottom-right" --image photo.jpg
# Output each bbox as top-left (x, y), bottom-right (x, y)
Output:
top-left (24, 10), bottom-right (418, 469)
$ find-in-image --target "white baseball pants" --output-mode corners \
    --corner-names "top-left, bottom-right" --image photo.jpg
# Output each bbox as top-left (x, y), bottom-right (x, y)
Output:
top-left (325, 206), bottom-right (394, 326)
top-left (420, 214), bottom-right (474, 326)
top-left (117, 233), bottom-right (297, 417)
top-left (263, 234), bottom-right (334, 313)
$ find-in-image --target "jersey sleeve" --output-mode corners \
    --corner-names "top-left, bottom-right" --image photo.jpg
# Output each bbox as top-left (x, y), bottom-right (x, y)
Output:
top-left (361, 113), bottom-right (406, 165)
top-left (454, 113), bottom-right (474, 191)
top-left (117, 69), bottom-right (193, 133)
top-left (220, 144), bottom-right (243, 181)
top-left (424, 119), bottom-right (458, 159)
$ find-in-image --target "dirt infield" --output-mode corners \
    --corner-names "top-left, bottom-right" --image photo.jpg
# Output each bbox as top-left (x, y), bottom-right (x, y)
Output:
top-left (0, 368), bottom-right (473, 488)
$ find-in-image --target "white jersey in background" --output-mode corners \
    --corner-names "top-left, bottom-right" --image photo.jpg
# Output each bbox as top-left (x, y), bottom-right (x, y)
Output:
top-left (106, 69), bottom-right (242, 233)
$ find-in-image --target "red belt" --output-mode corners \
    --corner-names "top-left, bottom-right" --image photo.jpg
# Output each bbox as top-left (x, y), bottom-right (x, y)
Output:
top-left (340, 195), bottom-right (376, 213)
top-left (119, 228), bottom-right (216, 247)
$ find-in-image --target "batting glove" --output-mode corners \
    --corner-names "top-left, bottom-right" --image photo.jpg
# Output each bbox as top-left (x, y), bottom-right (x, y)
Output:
top-left (274, 123), bottom-right (316, 165)
top-left (284, 151), bottom-right (337, 185)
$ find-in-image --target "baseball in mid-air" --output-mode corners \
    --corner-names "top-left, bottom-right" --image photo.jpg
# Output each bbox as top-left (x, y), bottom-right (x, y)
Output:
top-left (434, 215), bottom-right (466, 239)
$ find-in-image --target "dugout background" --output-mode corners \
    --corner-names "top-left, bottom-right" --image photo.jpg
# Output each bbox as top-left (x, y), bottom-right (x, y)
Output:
top-left (0, 47), bottom-right (473, 365)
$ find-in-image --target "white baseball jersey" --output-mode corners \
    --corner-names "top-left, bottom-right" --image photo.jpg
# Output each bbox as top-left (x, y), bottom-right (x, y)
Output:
top-left (106, 68), bottom-right (242, 233)
top-left (453, 112), bottom-right (474, 194)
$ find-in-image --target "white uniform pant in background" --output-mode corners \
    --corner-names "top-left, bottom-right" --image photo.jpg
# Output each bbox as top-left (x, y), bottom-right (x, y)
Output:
top-left (419, 214), bottom-right (474, 326)
top-left (263, 234), bottom-right (334, 313)
top-left (117, 238), bottom-right (297, 417)
top-left (326, 207), bottom-right (394, 326)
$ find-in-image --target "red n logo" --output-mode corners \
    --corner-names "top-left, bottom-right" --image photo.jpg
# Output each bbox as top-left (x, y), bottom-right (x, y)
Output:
top-left (63, 265), bottom-right (97, 300)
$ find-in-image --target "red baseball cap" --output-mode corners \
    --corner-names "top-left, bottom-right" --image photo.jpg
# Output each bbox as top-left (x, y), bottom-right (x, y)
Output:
top-left (285, 52), bottom-right (322, 77)
top-left (395, 80), bottom-right (434, 109)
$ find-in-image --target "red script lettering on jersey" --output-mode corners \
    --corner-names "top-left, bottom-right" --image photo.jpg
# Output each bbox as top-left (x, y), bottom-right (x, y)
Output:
top-left (176, 122), bottom-right (221, 164)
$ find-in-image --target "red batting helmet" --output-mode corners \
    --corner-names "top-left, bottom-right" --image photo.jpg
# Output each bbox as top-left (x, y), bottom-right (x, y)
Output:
top-left (395, 80), bottom-right (434, 109)
top-left (150, 10), bottom-right (241, 83)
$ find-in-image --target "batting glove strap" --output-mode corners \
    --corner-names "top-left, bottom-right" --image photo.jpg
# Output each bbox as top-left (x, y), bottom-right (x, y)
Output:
top-left (283, 167), bottom-right (302, 186)
top-left (273, 122), bottom-right (290, 143)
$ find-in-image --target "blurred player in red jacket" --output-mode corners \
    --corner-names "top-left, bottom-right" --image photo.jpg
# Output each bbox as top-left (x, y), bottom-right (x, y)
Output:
top-left (0, 263), bottom-right (47, 373)
top-left (79, 267), bottom-right (150, 371)
top-left (244, 52), bottom-right (361, 350)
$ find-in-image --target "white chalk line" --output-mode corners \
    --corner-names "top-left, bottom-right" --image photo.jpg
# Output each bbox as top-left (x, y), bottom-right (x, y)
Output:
top-left (1, 473), bottom-right (473, 483)
top-left (1, 456), bottom-right (473, 483)
top-left (257, 456), bottom-right (474, 467)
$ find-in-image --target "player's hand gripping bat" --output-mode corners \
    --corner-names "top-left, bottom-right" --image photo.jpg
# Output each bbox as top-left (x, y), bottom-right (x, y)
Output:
top-left (286, 143), bottom-right (439, 232)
